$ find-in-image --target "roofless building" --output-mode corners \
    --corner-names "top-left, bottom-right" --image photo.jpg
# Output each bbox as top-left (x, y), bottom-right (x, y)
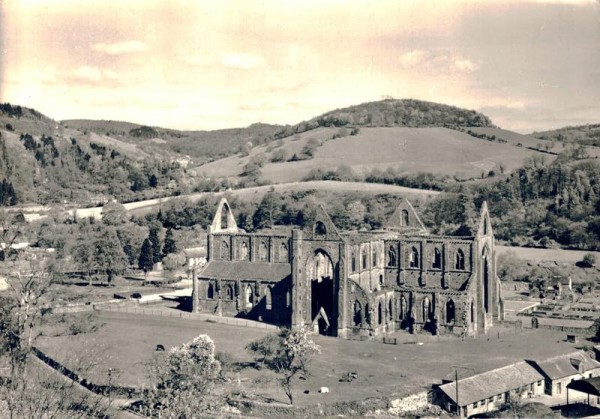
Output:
top-left (193, 198), bottom-right (503, 338)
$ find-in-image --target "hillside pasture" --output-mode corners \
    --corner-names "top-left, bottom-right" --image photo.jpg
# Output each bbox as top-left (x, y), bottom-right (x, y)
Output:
top-left (196, 127), bottom-right (553, 183)
top-left (497, 245), bottom-right (600, 264)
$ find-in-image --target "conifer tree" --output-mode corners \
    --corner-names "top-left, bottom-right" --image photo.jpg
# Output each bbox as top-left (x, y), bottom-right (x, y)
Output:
top-left (139, 238), bottom-right (154, 275)
top-left (162, 228), bottom-right (177, 257)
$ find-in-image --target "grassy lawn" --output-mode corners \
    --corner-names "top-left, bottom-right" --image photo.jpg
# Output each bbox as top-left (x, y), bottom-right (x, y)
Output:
top-left (37, 310), bottom-right (585, 408)
top-left (497, 245), bottom-right (600, 264)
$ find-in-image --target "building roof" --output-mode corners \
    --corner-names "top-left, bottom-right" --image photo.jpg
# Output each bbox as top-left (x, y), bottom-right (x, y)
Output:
top-left (534, 351), bottom-right (600, 380)
top-left (199, 260), bottom-right (291, 281)
top-left (438, 361), bottom-right (544, 407)
top-left (567, 377), bottom-right (600, 396)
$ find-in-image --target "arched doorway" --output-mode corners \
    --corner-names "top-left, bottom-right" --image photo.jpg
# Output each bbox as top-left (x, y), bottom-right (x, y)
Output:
top-left (307, 250), bottom-right (334, 335)
top-left (446, 299), bottom-right (455, 323)
top-left (353, 300), bottom-right (362, 326)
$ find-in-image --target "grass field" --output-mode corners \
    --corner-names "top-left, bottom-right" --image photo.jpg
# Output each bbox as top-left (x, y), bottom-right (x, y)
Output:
top-left (497, 245), bottom-right (600, 263)
top-left (37, 310), bottom-right (583, 408)
top-left (196, 127), bottom-right (552, 182)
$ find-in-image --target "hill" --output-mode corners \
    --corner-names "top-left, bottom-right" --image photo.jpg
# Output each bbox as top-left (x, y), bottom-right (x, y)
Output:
top-left (532, 123), bottom-right (600, 146)
top-left (195, 126), bottom-right (554, 183)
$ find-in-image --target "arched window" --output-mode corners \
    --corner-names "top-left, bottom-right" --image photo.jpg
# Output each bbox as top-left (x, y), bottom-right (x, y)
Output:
top-left (353, 300), bottom-right (362, 326)
top-left (422, 297), bottom-right (431, 322)
top-left (372, 247), bottom-right (378, 266)
top-left (220, 204), bottom-right (229, 230)
top-left (265, 286), bottom-right (272, 310)
top-left (207, 282), bottom-right (214, 299)
top-left (446, 299), bottom-right (455, 323)
top-left (432, 248), bottom-right (442, 269)
top-left (226, 284), bottom-right (234, 300)
top-left (409, 247), bottom-right (419, 268)
top-left (351, 253), bottom-right (357, 272)
top-left (239, 242), bottom-right (248, 261)
top-left (379, 274), bottom-right (384, 286)
top-left (387, 246), bottom-right (397, 267)
top-left (399, 296), bottom-right (407, 320)
top-left (378, 301), bottom-right (383, 325)
top-left (279, 243), bottom-right (288, 262)
top-left (314, 221), bottom-right (327, 236)
top-left (245, 285), bottom-right (253, 308)
top-left (361, 249), bottom-right (367, 270)
top-left (220, 241), bottom-right (230, 260)
top-left (483, 219), bottom-right (488, 235)
top-left (455, 249), bottom-right (465, 270)
top-left (470, 300), bottom-right (475, 322)
top-left (388, 299), bottom-right (393, 321)
top-left (258, 242), bottom-right (268, 261)
top-left (402, 209), bottom-right (410, 226)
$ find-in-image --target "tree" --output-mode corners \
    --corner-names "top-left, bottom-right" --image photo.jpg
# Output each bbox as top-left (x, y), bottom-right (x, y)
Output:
top-left (92, 226), bottom-right (128, 282)
top-left (581, 253), bottom-right (597, 268)
top-left (139, 238), bottom-right (154, 276)
top-left (247, 327), bottom-right (320, 404)
top-left (162, 228), bottom-right (177, 257)
top-left (143, 334), bottom-right (221, 417)
top-left (101, 201), bottom-right (128, 225)
top-left (245, 333), bottom-right (279, 368)
top-left (148, 226), bottom-right (162, 264)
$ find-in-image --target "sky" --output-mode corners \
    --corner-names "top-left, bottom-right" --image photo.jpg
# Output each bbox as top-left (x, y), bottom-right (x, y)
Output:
top-left (1, 0), bottom-right (599, 133)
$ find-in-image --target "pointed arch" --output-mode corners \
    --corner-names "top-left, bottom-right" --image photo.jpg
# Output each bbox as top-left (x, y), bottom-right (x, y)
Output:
top-left (279, 243), bottom-right (288, 262)
top-left (351, 252), bottom-right (357, 272)
top-left (402, 209), bottom-right (410, 226)
top-left (353, 300), bottom-right (362, 326)
top-left (220, 241), bottom-right (230, 260)
top-left (378, 301), bottom-right (383, 325)
top-left (399, 295), bottom-right (407, 320)
top-left (388, 298), bottom-right (393, 321)
top-left (258, 242), bottom-right (268, 261)
top-left (483, 247), bottom-right (490, 313)
top-left (239, 241), bottom-right (248, 261)
top-left (455, 249), bottom-right (465, 270)
top-left (387, 245), bottom-right (397, 267)
top-left (372, 246), bottom-right (378, 266)
top-left (422, 297), bottom-right (431, 322)
top-left (361, 248), bottom-right (368, 270)
top-left (207, 282), bottom-right (214, 299)
top-left (409, 247), bottom-right (419, 268)
top-left (226, 284), bottom-right (234, 300)
top-left (244, 284), bottom-right (254, 308)
top-left (285, 290), bottom-right (291, 308)
top-left (470, 299), bottom-right (475, 322)
top-left (314, 221), bottom-right (327, 236)
top-left (265, 286), bottom-right (272, 310)
top-left (432, 247), bottom-right (442, 269)
top-left (446, 299), bottom-right (456, 323)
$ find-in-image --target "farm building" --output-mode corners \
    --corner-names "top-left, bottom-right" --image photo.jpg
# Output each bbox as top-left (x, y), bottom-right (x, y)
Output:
top-left (532, 351), bottom-right (600, 398)
top-left (192, 197), bottom-right (504, 338)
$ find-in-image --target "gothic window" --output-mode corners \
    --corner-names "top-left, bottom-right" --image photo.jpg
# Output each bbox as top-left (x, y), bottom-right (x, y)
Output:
top-left (378, 301), bottom-right (383, 325)
top-left (422, 297), bottom-right (431, 322)
top-left (388, 299), bottom-right (393, 321)
top-left (353, 300), bottom-right (362, 326)
top-left (226, 284), bottom-right (234, 300)
top-left (279, 243), bottom-right (288, 262)
top-left (372, 247), bottom-right (378, 266)
top-left (286, 290), bottom-right (291, 308)
top-left (470, 300), bottom-right (475, 322)
top-left (265, 286), bottom-right (272, 310)
top-left (351, 253), bottom-right (357, 272)
top-left (399, 296), bottom-right (407, 320)
top-left (446, 299), bottom-right (456, 323)
top-left (379, 274), bottom-right (383, 286)
top-left (245, 284), bottom-right (253, 308)
top-left (239, 242), bottom-right (248, 261)
top-left (314, 221), bottom-right (327, 236)
top-left (455, 249), bottom-right (465, 270)
top-left (220, 241), bottom-right (230, 260)
top-left (207, 282), bottom-right (214, 299)
top-left (402, 209), bottom-right (409, 226)
top-left (387, 245), bottom-right (397, 267)
top-left (361, 249), bottom-right (367, 270)
top-left (432, 248), bottom-right (442, 269)
top-left (258, 242), bottom-right (268, 261)
top-left (409, 247), bottom-right (419, 268)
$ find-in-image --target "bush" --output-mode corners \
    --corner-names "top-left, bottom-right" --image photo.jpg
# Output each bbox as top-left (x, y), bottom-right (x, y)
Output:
top-left (581, 253), bottom-right (597, 268)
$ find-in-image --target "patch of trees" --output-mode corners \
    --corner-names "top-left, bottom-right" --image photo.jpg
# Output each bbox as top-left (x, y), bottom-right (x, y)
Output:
top-left (0, 179), bottom-right (18, 205)
top-left (423, 155), bottom-right (600, 249)
top-left (129, 125), bottom-right (159, 138)
top-left (0, 103), bottom-right (24, 118)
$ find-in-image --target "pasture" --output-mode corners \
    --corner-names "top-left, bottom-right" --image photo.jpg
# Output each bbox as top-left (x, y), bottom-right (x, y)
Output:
top-left (196, 126), bottom-right (553, 182)
top-left (38, 310), bottom-right (581, 408)
top-left (497, 245), bottom-right (600, 264)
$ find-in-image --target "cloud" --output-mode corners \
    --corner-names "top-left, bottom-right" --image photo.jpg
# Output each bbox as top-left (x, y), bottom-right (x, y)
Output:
top-left (92, 40), bottom-right (149, 55)
top-left (221, 52), bottom-right (266, 70)
top-left (70, 66), bottom-right (120, 83)
top-left (398, 50), bottom-right (480, 74)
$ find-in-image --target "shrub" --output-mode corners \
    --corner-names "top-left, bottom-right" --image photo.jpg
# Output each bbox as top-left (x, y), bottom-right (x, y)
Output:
top-left (581, 253), bottom-right (597, 268)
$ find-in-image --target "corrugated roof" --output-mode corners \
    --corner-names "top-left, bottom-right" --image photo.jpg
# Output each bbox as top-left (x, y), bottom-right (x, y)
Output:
top-left (535, 351), bottom-right (600, 380)
top-left (199, 260), bottom-right (291, 281)
top-left (438, 361), bottom-right (544, 406)
top-left (567, 377), bottom-right (600, 396)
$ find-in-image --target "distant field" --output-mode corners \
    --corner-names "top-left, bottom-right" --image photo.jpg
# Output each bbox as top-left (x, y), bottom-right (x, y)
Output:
top-left (497, 245), bottom-right (600, 263)
top-left (38, 310), bottom-right (578, 407)
top-left (196, 127), bottom-right (552, 183)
